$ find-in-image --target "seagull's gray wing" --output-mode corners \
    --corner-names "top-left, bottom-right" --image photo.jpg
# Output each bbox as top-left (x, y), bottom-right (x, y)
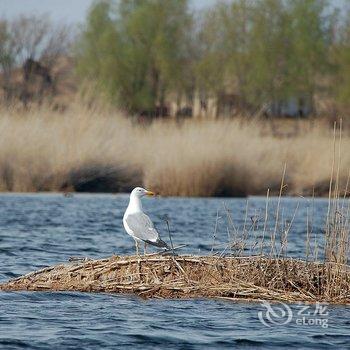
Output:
top-left (125, 212), bottom-right (168, 248)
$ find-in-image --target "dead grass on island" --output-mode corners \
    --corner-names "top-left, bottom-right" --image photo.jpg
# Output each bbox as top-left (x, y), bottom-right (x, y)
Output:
top-left (1, 254), bottom-right (349, 304)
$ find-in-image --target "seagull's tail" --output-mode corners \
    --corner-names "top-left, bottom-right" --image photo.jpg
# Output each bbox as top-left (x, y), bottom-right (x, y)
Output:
top-left (147, 238), bottom-right (170, 249)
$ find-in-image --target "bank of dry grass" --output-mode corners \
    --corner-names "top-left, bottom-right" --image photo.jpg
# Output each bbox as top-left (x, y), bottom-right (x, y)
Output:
top-left (0, 103), bottom-right (349, 196)
top-left (1, 254), bottom-right (349, 304)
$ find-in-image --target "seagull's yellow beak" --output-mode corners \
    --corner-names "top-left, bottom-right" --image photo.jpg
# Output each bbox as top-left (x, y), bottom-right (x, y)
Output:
top-left (146, 190), bottom-right (155, 196)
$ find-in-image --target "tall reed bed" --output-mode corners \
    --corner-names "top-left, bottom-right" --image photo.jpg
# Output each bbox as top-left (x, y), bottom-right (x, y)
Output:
top-left (0, 103), bottom-right (349, 197)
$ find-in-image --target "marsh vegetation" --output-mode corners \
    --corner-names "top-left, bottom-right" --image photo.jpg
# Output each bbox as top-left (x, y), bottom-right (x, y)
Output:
top-left (0, 104), bottom-right (349, 197)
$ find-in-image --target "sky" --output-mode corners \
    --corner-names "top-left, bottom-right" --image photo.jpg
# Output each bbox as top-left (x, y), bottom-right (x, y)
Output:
top-left (0, 0), bottom-right (215, 24)
top-left (0, 0), bottom-right (347, 24)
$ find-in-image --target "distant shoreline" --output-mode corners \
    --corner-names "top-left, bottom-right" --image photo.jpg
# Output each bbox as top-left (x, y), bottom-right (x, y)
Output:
top-left (0, 104), bottom-right (348, 198)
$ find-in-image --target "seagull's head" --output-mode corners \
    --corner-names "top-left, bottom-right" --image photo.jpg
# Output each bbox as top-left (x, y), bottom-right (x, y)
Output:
top-left (131, 187), bottom-right (155, 198)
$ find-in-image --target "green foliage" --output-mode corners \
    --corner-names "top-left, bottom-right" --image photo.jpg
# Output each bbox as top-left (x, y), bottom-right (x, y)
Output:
top-left (196, 0), bottom-right (332, 110)
top-left (76, 0), bottom-right (350, 114)
top-left (0, 20), bottom-right (15, 75)
top-left (76, 0), bottom-right (192, 113)
top-left (286, 0), bottom-right (330, 95)
top-left (332, 9), bottom-right (350, 105)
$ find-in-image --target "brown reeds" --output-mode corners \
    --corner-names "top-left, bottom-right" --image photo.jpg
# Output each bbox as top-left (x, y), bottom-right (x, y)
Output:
top-left (0, 254), bottom-right (349, 304)
top-left (322, 121), bottom-right (350, 298)
top-left (0, 103), bottom-right (349, 196)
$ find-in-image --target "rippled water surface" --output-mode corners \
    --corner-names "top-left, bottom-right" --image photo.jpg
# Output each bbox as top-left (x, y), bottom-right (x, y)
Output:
top-left (0, 193), bottom-right (349, 349)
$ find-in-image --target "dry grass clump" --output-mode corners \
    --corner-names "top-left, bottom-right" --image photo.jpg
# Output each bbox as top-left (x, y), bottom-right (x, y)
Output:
top-left (141, 120), bottom-right (350, 197)
top-left (0, 104), bottom-right (140, 192)
top-left (1, 255), bottom-right (349, 304)
top-left (0, 103), bottom-right (349, 196)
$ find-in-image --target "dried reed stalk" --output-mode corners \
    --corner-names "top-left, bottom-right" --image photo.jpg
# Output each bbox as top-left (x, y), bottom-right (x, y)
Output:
top-left (1, 255), bottom-right (349, 304)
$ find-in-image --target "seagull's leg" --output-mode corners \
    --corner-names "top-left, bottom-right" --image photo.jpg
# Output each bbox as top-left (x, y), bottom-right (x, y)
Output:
top-left (135, 240), bottom-right (141, 281)
top-left (135, 240), bottom-right (140, 256)
top-left (143, 242), bottom-right (148, 255)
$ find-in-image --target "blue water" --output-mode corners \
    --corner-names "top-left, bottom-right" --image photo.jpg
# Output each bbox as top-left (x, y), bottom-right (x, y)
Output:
top-left (0, 193), bottom-right (349, 349)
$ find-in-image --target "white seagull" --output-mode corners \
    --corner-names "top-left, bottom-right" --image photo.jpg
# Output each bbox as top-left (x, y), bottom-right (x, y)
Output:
top-left (123, 187), bottom-right (169, 255)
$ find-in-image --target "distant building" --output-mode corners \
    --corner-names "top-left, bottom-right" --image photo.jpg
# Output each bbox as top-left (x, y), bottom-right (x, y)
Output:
top-left (266, 96), bottom-right (313, 118)
top-left (149, 90), bottom-right (314, 119)
top-left (192, 92), bottom-right (314, 118)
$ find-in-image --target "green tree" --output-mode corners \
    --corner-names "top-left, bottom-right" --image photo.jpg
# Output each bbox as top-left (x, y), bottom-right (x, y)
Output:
top-left (244, 0), bottom-right (291, 106)
top-left (0, 20), bottom-right (17, 102)
top-left (195, 1), bottom-right (257, 112)
top-left (237, 0), bottom-right (329, 110)
top-left (331, 8), bottom-right (350, 106)
top-left (286, 0), bottom-right (330, 105)
top-left (196, 0), bottom-right (331, 114)
top-left (76, 0), bottom-right (192, 114)
top-left (195, 5), bottom-right (227, 97)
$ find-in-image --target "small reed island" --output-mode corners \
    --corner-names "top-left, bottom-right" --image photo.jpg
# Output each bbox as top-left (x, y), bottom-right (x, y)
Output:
top-left (1, 254), bottom-right (349, 304)
top-left (2, 153), bottom-right (349, 305)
